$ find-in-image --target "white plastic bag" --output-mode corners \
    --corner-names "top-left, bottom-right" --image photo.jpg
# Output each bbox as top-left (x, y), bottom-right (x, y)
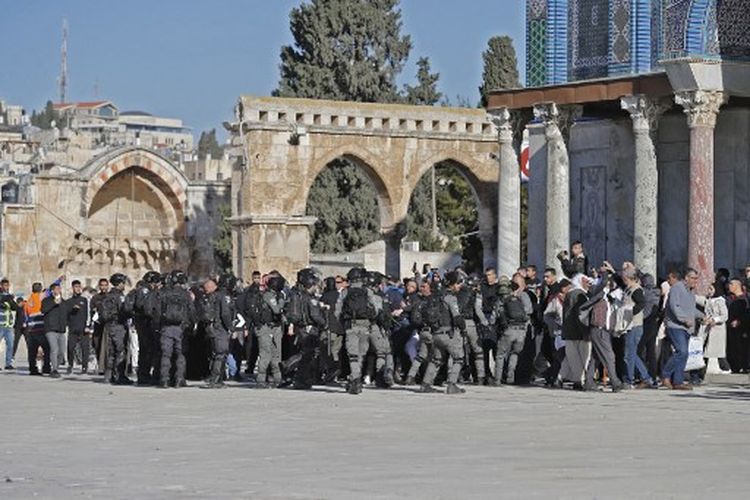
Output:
top-left (685, 335), bottom-right (705, 372)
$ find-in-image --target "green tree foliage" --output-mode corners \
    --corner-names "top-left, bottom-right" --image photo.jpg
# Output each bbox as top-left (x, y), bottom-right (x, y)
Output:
top-left (212, 204), bottom-right (233, 274)
top-left (306, 160), bottom-right (381, 252)
top-left (278, 0), bottom-right (478, 263)
top-left (478, 36), bottom-right (521, 107)
top-left (405, 163), bottom-right (482, 271)
top-left (30, 100), bottom-right (61, 129)
top-left (275, 0), bottom-right (411, 102)
top-left (197, 129), bottom-right (223, 159)
top-left (403, 57), bottom-right (441, 105)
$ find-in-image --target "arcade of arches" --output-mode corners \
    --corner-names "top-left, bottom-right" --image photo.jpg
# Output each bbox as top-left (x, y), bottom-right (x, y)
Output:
top-left (229, 96), bottom-right (514, 279)
top-left (0, 147), bottom-right (228, 291)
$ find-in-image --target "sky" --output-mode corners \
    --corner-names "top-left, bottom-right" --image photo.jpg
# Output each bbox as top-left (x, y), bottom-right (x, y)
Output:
top-left (0, 0), bottom-right (525, 140)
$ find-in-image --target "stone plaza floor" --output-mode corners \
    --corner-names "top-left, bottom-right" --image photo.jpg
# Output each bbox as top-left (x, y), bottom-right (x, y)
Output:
top-left (2, 370), bottom-right (750, 499)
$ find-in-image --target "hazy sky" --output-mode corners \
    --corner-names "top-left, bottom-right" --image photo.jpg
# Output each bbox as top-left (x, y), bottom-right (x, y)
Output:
top-left (0, 0), bottom-right (525, 139)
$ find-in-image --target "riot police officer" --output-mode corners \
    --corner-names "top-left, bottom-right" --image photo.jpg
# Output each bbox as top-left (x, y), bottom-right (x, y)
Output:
top-left (201, 276), bottom-right (235, 388)
top-left (286, 268), bottom-right (327, 390)
top-left (255, 275), bottom-right (286, 388)
top-left (156, 270), bottom-right (195, 388)
top-left (125, 271), bottom-right (161, 385)
top-left (335, 267), bottom-right (381, 395)
top-left (456, 276), bottom-right (488, 385)
top-left (100, 273), bottom-right (132, 385)
top-left (366, 271), bottom-right (395, 388)
top-left (412, 272), bottom-right (466, 394)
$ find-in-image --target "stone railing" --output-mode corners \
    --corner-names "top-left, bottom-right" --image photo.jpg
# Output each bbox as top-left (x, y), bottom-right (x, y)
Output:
top-left (234, 95), bottom-right (496, 140)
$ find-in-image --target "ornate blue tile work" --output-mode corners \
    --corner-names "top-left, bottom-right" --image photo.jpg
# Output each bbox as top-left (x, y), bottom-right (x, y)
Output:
top-left (526, 0), bottom-right (549, 86)
top-left (717, 0), bottom-right (750, 60)
top-left (523, 0), bottom-right (747, 86)
top-left (569, 0), bottom-right (610, 80)
top-left (609, 0), bottom-right (633, 74)
top-left (547, 0), bottom-right (570, 84)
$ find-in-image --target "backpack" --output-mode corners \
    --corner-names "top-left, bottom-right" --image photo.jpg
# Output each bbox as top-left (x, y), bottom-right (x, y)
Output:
top-left (421, 294), bottom-right (451, 330)
top-left (456, 288), bottom-right (476, 320)
top-left (98, 293), bottom-right (121, 324)
top-left (285, 288), bottom-right (306, 326)
top-left (341, 287), bottom-right (375, 321)
top-left (503, 294), bottom-right (528, 323)
top-left (240, 289), bottom-right (264, 327)
top-left (162, 290), bottom-right (188, 326)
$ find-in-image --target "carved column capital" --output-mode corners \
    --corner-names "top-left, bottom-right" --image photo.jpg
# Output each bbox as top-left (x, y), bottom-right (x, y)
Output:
top-left (488, 107), bottom-right (513, 145)
top-left (620, 95), bottom-right (671, 136)
top-left (533, 102), bottom-right (580, 145)
top-left (674, 90), bottom-right (726, 128)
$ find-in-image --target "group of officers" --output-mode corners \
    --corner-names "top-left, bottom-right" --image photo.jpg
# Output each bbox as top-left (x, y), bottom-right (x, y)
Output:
top-left (25, 263), bottom-right (543, 395)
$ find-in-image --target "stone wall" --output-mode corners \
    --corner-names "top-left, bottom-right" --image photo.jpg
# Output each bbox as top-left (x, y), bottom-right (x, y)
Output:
top-left (232, 96), bottom-right (500, 279)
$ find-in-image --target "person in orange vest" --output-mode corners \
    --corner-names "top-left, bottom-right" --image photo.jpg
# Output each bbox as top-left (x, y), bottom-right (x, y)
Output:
top-left (25, 282), bottom-right (51, 375)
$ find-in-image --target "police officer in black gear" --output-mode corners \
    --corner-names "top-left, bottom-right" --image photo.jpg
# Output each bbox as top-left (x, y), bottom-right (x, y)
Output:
top-left (287, 268), bottom-right (327, 390)
top-left (456, 276), bottom-right (487, 385)
top-left (219, 273), bottom-right (245, 381)
top-left (126, 271), bottom-right (161, 385)
top-left (101, 273), bottom-right (133, 385)
top-left (201, 277), bottom-right (235, 388)
top-left (156, 270), bottom-right (195, 388)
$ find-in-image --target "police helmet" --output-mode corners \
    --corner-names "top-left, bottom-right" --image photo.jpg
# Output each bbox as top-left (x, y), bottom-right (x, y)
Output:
top-left (366, 271), bottom-right (385, 289)
top-left (169, 270), bottom-right (188, 286)
top-left (109, 273), bottom-right (127, 287)
top-left (297, 268), bottom-right (319, 289)
top-left (443, 271), bottom-right (462, 287)
top-left (266, 275), bottom-right (286, 293)
top-left (218, 273), bottom-right (238, 292)
top-left (142, 271), bottom-right (161, 284)
top-left (347, 267), bottom-right (367, 283)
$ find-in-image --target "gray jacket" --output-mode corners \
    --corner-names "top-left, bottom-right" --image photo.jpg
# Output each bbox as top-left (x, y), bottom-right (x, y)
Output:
top-left (665, 281), bottom-right (703, 332)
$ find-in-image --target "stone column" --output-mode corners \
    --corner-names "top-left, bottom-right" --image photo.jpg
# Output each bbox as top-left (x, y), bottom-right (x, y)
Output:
top-left (675, 90), bottom-right (726, 291)
top-left (533, 102), bottom-right (570, 275)
top-left (620, 95), bottom-right (670, 278)
top-left (488, 107), bottom-right (520, 276)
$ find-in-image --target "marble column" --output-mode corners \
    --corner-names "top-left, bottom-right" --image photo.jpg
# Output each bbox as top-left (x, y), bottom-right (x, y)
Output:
top-left (620, 95), bottom-right (670, 278)
top-left (488, 107), bottom-right (520, 276)
top-left (533, 102), bottom-right (570, 275)
top-left (674, 90), bottom-right (726, 291)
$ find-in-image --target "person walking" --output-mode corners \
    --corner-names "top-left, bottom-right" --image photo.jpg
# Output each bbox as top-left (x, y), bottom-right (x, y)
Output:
top-left (65, 280), bottom-right (91, 375)
top-left (41, 283), bottom-right (67, 379)
top-left (621, 268), bottom-right (656, 388)
top-left (0, 278), bottom-right (16, 370)
top-left (25, 283), bottom-right (50, 375)
top-left (662, 269), bottom-right (702, 390)
top-left (699, 283), bottom-right (731, 375)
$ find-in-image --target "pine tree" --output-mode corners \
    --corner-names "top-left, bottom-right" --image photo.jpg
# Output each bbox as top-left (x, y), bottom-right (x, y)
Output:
top-left (30, 100), bottom-right (60, 129)
top-left (213, 204), bottom-right (233, 274)
top-left (275, 0), bottom-right (411, 103)
top-left (404, 57), bottom-right (442, 105)
top-left (197, 129), bottom-right (222, 159)
top-left (478, 36), bottom-right (521, 107)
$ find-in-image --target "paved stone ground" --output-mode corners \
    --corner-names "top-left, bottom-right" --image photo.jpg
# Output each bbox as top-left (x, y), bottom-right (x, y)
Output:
top-left (2, 370), bottom-right (750, 499)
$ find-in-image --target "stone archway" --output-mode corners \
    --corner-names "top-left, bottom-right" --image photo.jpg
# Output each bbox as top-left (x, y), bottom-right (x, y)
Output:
top-left (58, 147), bottom-right (190, 281)
top-left (229, 96), bottom-right (499, 278)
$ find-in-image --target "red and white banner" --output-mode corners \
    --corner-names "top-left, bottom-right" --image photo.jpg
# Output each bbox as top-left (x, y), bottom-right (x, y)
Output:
top-left (520, 128), bottom-right (529, 183)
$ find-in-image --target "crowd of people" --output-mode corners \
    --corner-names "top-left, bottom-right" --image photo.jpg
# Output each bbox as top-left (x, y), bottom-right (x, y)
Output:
top-left (2, 240), bottom-right (750, 394)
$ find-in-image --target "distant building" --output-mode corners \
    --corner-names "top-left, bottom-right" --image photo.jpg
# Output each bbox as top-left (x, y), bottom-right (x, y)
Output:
top-left (183, 152), bottom-right (232, 182)
top-left (119, 110), bottom-right (193, 151)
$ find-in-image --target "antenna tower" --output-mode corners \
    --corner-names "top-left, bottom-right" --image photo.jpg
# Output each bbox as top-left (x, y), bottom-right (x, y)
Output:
top-left (58, 19), bottom-right (68, 104)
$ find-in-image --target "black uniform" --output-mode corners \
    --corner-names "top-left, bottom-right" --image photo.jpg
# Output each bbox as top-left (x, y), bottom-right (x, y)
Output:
top-left (286, 286), bottom-right (327, 389)
top-left (99, 289), bottom-right (130, 384)
top-left (156, 285), bottom-right (195, 387)
top-left (201, 289), bottom-right (235, 386)
top-left (65, 292), bottom-right (90, 373)
top-left (90, 292), bottom-right (108, 365)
